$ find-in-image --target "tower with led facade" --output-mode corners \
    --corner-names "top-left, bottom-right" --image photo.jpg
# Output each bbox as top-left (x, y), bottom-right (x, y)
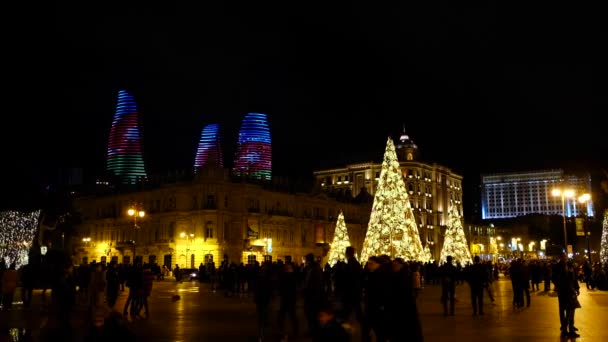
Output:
top-left (233, 113), bottom-right (272, 180)
top-left (106, 90), bottom-right (147, 184)
top-left (194, 123), bottom-right (223, 172)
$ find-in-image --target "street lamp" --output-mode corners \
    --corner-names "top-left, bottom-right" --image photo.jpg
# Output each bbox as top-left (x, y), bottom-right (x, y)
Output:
top-left (180, 232), bottom-right (195, 268)
top-left (578, 194), bottom-right (592, 261)
top-left (552, 188), bottom-right (577, 253)
top-left (127, 206), bottom-right (145, 264)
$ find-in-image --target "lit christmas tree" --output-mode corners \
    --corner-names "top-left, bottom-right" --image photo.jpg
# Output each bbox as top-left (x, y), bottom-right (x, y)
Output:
top-left (423, 244), bottom-right (433, 262)
top-left (360, 137), bottom-right (425, 263)
top-left (326, 212), bottom-right (352, 267)
top-left (601, 209), bottom-right (608, 265)
top-left (439, 205), bottom-right (472, 265)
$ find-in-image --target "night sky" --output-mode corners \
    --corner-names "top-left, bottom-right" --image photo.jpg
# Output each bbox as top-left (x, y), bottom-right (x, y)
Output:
top-left (2, 3), bottom-right (605, 213)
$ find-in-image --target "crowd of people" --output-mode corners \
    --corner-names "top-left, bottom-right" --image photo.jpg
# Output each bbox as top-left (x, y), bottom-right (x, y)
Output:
top-left (1, 248), bottom-right (608, 341)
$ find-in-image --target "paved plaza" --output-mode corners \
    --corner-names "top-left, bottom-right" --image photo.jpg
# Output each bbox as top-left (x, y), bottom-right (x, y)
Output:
top-left (1, 276), bottom-right (607, 341)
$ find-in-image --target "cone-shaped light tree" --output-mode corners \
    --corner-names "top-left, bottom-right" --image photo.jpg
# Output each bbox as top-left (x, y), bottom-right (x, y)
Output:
top-left (600, 209), bottom-right (608, 265)
top-left (423, 244), bottom-right (433, 262)
top-left (360, 137), bottom-right (425, 263)
top-left (326, 212), bottom-right (352, 267)
top-left (439, 205), bottom-right (473, 265)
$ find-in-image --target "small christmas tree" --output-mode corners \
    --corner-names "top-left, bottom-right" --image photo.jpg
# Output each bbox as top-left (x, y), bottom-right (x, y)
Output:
top-left (326, 212), bottom-right (352, 267)
top-left (360, 137), bottom-right (425, 263)
top-left (423, 244), bottom-right (433, 262)
top-left (600, 209), bottom-right (608, 265)
top-left (439, 205), bottom-right (472, 265)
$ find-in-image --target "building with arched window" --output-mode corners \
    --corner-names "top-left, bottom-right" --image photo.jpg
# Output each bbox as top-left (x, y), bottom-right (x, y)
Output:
top-left (72, 167), bottom-right (370, 268)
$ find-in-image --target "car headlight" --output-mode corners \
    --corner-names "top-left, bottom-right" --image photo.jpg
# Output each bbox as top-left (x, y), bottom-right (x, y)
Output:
top-left (190, 273), bottom-right (197, 277)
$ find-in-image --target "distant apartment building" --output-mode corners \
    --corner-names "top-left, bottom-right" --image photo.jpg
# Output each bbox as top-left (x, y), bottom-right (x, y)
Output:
top-left (481, 169), bottom-right (594, 220)
top-left (313, 131), bottom-right (463, 258)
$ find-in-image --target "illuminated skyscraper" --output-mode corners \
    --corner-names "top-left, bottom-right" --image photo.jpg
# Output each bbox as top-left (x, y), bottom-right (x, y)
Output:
top-left (106, 90), bottom-right (147, 184)
top-left (233, 113), bottom-right (272, 180)
top-left (194, 123), bottom-right (223, 172)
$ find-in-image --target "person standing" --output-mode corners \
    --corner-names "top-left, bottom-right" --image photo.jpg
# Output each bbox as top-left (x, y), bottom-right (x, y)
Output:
top-left (440, 256), bottom-right (457, 316)
top-left (553, 253), bottom-right (580, 338)
top-left (467, 256), bottom-right (486, 316)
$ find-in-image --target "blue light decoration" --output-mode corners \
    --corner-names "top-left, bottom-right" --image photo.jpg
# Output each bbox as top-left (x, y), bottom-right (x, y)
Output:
top-left (233, 113), bottom-right (272, 180)
top-left (106, 90), bottom-right (147, 184)
top-left (194, 123), bottom-right (223, 172)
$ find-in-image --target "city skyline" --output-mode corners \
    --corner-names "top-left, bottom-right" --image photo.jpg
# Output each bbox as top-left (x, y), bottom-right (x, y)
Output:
top-left (1, 3), bottom-right (604, 213)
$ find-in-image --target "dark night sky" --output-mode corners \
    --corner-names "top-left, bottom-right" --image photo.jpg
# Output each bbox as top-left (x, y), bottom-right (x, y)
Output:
top-left (1, 3), bottom-right (605, 212)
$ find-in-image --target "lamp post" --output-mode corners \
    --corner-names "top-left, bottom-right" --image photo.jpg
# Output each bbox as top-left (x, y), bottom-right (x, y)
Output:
top-left (180, 232), bottom-right (195, 268)
top-left (127, 206), bottom-right (145, 264)
top-left (552, 188), bottom-right (591, 255)
top-left (578, 193), bottom-right (592, 261)
top-left (552, 188), bottom-right (576, 253)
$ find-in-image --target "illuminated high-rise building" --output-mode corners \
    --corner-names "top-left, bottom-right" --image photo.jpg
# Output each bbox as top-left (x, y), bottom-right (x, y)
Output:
top-left (233, 113), bottom-right (272, 180)
top-left (194, 123), bottom-right (223, 172)
top-left (106, 90), bottom-right (147, 184)
top-left (481, 169), bottom-right (594, 219)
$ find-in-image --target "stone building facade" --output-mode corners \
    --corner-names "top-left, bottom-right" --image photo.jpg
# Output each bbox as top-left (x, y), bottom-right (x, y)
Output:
top-left (73, 167), bottom-right (370, 268)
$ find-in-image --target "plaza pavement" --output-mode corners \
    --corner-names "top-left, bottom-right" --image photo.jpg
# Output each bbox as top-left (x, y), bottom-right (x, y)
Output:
top-left (1, 276), bottom-right (607, 341)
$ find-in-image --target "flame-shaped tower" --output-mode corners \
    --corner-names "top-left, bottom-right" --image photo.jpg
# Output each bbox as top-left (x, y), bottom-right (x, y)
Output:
top-left (233, 113), bottom-right (272, 180)
top-left (106, 90), bottom-right (147, 184)
top-left (194, 123), bottom-right (223, 172)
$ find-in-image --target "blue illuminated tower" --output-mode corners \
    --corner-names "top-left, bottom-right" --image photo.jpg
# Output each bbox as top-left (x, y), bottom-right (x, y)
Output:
top-left (106, 90), bottom-right (147, 184)
top-left (233, 113), bottom-right (272, 180)
top-left (194, 123), bottom-right (223, 172)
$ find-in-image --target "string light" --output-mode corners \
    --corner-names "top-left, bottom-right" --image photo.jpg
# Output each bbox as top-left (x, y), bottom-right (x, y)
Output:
top-left (360, 137), bottom-right (425, 263)
top-left (326, 212), bottom-right (351, 266)
top-left (600, 210), bottom-right (608, 265)
top-left (0, 210), bottom-right (40, 268)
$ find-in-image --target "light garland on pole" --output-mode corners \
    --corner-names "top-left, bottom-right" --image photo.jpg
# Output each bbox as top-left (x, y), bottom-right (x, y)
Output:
top-left (360, 137), bottom-right (425, 263)
top-left (326, 211), bottom-right (352, 267)
top-left (600, 210), bottom-right (608, 265)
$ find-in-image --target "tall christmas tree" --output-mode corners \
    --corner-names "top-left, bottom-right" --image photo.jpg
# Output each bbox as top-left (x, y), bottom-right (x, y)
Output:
top-left (326, 212), bottom-right (352, 267)
top-left (360, 137), bottom-right (425, 263)
top-left (440, 205), bottom-right (473, 265)
top-left (600, 209), bottom-right (608, 265)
